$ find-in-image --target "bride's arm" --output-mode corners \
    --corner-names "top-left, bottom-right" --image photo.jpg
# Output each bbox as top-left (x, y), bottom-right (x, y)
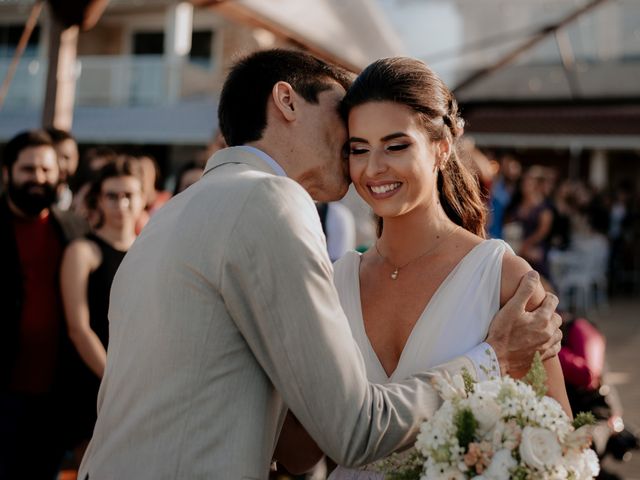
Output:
top-left (274, 410), bottom-right (324, 474)
top-left (500, 253), bottom-right (573, 418)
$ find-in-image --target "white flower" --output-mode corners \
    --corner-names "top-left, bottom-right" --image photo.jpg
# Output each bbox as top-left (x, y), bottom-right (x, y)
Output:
top-left (564, 449), bottom-right (600, 479)
top-left (483, 449), bottom-right (517, 480)
top-left (491, 420), bottom-right (522, 451)
top-left (424, 462), bottom-right (466, 480)
top-left (565, 425), bottom-right (594, 451)
top-left (468, 393), bottom-right (501, 436)
top-left (475, 379), bottom-right (501, 397)
top-left (519, 426), bottom-right (562, 470)
top-left (546, 465), bottom-right (569, 479)
top-left (431, 371), bottom-right (467, 400)
top-left (582, 449), bottom-right (600, 477)
top-left (496, 380), bottom-right (528, 417)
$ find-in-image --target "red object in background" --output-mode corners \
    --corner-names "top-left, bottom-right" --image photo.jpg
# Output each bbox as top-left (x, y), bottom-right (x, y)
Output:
top-left (47, 0), bottom-right (109, 30)
top-left (559, 318), bottom-right (606, 391)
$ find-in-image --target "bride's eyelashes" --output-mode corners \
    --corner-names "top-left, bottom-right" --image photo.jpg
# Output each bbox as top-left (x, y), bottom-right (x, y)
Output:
top-left (349, 145), bottom-right (369, 156)
top-left (386, 143), bottom-right (410, 152)
top-left (349, 143), bottom-right (411, 156)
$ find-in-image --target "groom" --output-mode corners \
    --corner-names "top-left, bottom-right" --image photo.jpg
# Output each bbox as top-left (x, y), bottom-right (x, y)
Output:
top-left (79, 49), bottom-right (561, 479)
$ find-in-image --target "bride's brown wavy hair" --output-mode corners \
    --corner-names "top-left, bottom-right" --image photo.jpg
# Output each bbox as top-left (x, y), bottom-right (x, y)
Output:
top-left (340, 57), bottom-right (487, 237)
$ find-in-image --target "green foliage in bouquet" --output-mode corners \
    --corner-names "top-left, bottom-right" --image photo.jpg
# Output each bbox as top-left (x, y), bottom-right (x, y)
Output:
top-left (461, 367), bottom-right (475, 395)
top-left (523, 351), bottom-right (547, 398)
top-left (381, 451), bottom-right (424, 480)
top-left (510, 465), bottom-right (530, 480)
top-left (454, 408), bottom-right (478, 451)
top-left (573, 411), bottom-right (597, 429)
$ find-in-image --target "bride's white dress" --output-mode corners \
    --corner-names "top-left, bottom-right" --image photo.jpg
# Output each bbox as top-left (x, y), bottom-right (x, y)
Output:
top-left (328, 239), bottom-right (512, 480)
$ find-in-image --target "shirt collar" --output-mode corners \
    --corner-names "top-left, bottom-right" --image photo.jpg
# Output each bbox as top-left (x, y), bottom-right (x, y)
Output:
top-left (236, 146), bottom-right (287, 177)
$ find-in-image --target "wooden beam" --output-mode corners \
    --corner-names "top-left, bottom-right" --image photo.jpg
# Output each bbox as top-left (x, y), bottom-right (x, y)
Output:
top-left (0, 1), bottom-right (44, 110)
top-left (42, 13), bottom-right (79, 130)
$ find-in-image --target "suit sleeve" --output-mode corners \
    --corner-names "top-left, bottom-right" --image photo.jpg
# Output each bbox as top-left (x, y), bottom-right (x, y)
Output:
top-left (219, 177), bottom-right (477, 467)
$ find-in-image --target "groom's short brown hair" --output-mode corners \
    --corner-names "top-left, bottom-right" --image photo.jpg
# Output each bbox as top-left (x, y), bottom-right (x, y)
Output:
top-left (218, 49), bottom-right (353, 147)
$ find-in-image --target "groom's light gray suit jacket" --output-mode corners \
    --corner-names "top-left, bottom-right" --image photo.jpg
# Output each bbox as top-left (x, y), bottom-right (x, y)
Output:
top-left (78, 147), bottom-right (478, 479)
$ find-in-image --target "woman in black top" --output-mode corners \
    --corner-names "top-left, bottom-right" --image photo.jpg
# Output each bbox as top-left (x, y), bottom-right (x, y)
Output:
top-left (60, 157), bottom-right (144, 434)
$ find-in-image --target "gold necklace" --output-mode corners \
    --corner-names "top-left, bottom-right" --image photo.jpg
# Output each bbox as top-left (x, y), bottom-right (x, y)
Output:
top-left (374, 226), bottom-right (460, 280)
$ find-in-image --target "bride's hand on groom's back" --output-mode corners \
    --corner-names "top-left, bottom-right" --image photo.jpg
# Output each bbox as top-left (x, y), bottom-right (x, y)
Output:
top-left (486, 270), bottom-right (562, 376)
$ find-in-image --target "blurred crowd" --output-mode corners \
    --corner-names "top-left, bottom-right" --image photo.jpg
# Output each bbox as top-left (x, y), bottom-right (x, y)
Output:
top-left (478, 149), bottom-right (638, 315)
top-left (0, 127), bottom-right (217, 478)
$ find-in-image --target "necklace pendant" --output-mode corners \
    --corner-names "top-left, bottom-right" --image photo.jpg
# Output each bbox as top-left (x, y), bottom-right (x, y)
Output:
top-left (391, 268), bottom-right (399, 280)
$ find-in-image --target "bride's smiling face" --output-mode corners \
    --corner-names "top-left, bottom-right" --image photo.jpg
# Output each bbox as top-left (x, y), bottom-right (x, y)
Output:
top-left (348, 101), bottom-right (444, 219)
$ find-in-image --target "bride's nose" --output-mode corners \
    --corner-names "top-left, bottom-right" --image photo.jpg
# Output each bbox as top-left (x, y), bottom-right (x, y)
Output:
top-left (365, 149), bottom-right (388, 177)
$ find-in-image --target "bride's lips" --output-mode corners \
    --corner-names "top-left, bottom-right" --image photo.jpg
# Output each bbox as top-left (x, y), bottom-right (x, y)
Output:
top-left (367, 181), bottom-right (402, 199)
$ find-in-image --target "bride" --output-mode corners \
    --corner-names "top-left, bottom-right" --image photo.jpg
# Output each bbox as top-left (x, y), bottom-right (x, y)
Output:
top-left (277, 57), bottom-right (571, 478)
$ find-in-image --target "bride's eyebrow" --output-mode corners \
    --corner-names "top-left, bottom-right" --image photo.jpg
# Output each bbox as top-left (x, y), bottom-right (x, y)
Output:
top-left (348, 132), bottom-right (409, 144)
top-left (381, 132), bottom-right (408, 141)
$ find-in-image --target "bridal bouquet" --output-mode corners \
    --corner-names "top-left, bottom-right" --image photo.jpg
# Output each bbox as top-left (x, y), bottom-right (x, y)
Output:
top-left (381, 354), bottom-right (599, 480)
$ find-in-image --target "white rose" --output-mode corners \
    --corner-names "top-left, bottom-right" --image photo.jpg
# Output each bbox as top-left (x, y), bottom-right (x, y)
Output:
top-left (519, 426), bottom-right (562, 470)
top-left (468, 394), bottom-right (501, 436)
top-left (583, 449), bottom-right (600, 476)
top-left (546, 465), bottom-right (569, 479)
top-left (563, 450), bottom-right (584, 477)
top-left (483, 449), bottom-right (517, 480)
top-left (565, 449), bottom-right (600, 478)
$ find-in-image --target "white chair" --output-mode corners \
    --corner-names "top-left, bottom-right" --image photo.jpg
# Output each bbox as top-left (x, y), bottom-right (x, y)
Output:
top-left (557, 234), bottom-right (610, 315)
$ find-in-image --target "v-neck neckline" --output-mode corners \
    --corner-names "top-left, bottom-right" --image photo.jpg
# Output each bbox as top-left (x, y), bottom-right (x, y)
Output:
top-left (354, 240), bottom-right (488, 381)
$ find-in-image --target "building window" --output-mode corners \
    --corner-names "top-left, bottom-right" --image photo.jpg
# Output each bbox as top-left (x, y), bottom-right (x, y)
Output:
top-left (189, 30), bottom-right (214, 67)
top-left (133, 31), bottom-right (164, 55)
top-left (0, 24), bottom-right (40, 58)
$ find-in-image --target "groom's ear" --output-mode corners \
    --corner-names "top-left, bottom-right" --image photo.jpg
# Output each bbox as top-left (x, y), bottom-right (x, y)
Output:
top-left (271, 81), bottom-right (297, 122)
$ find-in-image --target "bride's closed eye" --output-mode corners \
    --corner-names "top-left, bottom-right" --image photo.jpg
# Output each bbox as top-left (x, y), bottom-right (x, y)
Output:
top-left (349, 146), bottom-right (369, 156)
top-left (386, 143), bottom-right (410, 152)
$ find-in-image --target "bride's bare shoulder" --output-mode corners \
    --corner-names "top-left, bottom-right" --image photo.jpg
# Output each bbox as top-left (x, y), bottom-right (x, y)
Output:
top-left (500, 251), bottom-right (545, 310)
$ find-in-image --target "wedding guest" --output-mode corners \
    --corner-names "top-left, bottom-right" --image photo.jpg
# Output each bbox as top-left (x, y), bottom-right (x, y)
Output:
top-left (0, 129), bottom-right (87, 479)
top-left (60, 157), bottom-right (144, 440)
top-left (46, 127), bottom-right (80, 211)
top-left (71, 146), bottom-right (118, 222)
top-left (608, 181), bottom-right (635, 292)
top-left (172, 161), bottom-right (204, 196)
top-left (487, 152), bottom-right (521, 239)
top-left (134, 154), bottom-right (171, 233)
top-left (504, 165), bottom-right (554, 278)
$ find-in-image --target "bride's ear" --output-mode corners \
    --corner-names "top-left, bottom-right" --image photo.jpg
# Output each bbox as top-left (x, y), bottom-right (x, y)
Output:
top-left (271, 81), bottom-right (297, 122)
top-left (435, 138), bottom-right (451, 169)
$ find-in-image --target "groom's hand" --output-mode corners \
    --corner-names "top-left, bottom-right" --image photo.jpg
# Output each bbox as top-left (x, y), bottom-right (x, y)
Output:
top-left (485, 270), bottom-right (562, 376)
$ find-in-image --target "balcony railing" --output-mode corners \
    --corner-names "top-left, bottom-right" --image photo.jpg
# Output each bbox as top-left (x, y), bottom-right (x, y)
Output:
top-left (0, 54), bottom-right (191, 109)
